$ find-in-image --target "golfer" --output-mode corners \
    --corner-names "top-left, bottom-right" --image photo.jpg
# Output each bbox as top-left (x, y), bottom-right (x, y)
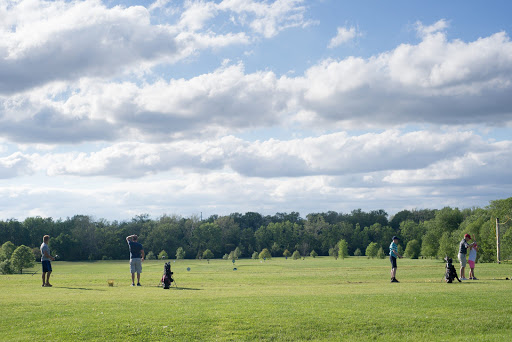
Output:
top-left (389, 236), bottom-right (402, 283)
top-left (458, 233), bottom-right (474, 281)
top-left (126, 234), bottom-right (144, 286)
top-left (40, 235), bottom-right (55, 287)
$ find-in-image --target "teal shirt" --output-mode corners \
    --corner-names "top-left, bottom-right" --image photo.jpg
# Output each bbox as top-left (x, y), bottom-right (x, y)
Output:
top-left (389, 241), bottom-right (398, 258)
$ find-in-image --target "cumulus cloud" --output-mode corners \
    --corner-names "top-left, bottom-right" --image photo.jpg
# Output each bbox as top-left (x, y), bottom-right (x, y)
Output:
top-left (328, 26), bottom-right (360, 48)
top-left (12, 130), bottom-right (505, 183)
top-left (0, 152), bottom-right (35, 178)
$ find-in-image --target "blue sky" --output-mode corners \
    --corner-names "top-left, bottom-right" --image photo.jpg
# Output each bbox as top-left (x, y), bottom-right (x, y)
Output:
top-left (1, 0), bottom-right (512, 221)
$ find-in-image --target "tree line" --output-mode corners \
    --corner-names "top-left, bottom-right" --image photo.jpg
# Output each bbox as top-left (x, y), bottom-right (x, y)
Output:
top-left (1, 197), bottom-right (511, 264)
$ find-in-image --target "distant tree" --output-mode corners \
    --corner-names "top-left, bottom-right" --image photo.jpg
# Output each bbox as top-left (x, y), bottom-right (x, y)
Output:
top-left (404, 240), bottom-right (421, 259)
top-left (310, 250), bottom-right (318, 258)
top-left (292, 250), bottom-right (301, 260)
top-left (228, 251), bottom-right (235, 260)
top-left (11, 245), bottom-right (35, 274)
top-left (283, 249), bottom-right (292, 259)
top-left (338, 239), bottom-right (348, 259)
top-left (145, 251), bottom-right (156, 260)
top-left (158, 250), bottom-right (168, 260)
top-left (397, 245), bottom-right (404, 257)
top-left (365, 242), bottom-right (379, 259)
top-left (233, 247), bottom-right (242, 260)
top-left (31, 247), bottom-right (40, 262)
top-left (259, 248), bottom-right (272, 260)
top-left (353, 248), bottom-right (362, 257)
top-left (222, 253), bottom-right (229, 260)
top-left (437, 233), bottom-right (456, 259)
top-left (175, 247), bottom-right (186, 260)
top-left (0, 241), bottom-right (16, 261)
top-left (270, 242), bottom-right (281, 257)
top-left (377, 247), bottom-right (386, 259)
top-left (251, 251), bottom-right (259, 259)
top-left (328, 247), bottom-right (338, 259)
top-left (203, 249), bottom-right (214, 263)
top-left (0, 259), bottom-right (13, 274)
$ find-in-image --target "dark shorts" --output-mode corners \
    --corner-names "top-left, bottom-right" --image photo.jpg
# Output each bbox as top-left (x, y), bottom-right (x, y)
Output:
top-left (390, 256), bottom-right (397, 269)
top-left (42, 260), bottom-right (52, 273)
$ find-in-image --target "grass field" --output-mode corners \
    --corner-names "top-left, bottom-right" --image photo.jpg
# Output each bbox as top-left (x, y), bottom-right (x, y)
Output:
top-left (2, 257), bottom-right (512, 341)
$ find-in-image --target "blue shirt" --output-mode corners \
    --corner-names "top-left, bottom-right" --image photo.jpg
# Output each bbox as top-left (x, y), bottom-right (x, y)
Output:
top-left (128, 241), bottom-right (143, 259)
top-left (389, 241), bottom-right (398, 258)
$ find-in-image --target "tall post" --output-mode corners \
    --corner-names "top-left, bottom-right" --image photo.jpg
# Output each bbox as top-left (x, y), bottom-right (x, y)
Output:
top-left (496, 218), bottom-right (501, 264)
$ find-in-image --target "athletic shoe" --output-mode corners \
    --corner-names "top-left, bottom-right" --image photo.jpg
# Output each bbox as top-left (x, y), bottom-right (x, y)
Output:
top-left (42, 284), bottom-right (46, 287)
top-left (45, 283), bottom-right (52, 287)
top-left (131, 283), bottom-right (135, 286)
top-left (137, 283), bottom-right (141, 286)
top-left (391, 278), bottom-right (399, 283)
top-left (460, 277), bottom-right (468, 280)
top-left (472, 277), bottom-right (478, 280)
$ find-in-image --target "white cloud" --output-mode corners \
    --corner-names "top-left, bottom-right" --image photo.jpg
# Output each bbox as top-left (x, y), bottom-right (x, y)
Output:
top-left (328, 26), bottom-right (360, 48)
top-left (415, 19), bottom-right (449, 38)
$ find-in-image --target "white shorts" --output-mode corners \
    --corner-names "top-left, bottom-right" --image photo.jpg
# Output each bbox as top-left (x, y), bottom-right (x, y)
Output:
top-left (458, 253), bottom-right (466, 267)
top-left (130, 258), bottom-right (142, 274)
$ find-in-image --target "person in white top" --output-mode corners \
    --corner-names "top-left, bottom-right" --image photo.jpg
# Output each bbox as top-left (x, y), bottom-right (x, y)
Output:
top-left (468, 242), bottom-right (478, 280)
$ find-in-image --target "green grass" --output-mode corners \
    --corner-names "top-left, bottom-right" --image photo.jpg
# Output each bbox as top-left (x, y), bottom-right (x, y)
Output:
top-left (2, 257), bottom-right (512, 341)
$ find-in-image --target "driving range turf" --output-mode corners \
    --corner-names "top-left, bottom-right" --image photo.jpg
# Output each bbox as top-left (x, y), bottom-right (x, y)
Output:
top-left (2, 257), bottom-right (512, 341)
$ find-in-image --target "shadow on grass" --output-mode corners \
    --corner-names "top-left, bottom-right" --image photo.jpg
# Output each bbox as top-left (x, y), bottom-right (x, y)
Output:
top-left (57, 286), bottom-right (107, 291)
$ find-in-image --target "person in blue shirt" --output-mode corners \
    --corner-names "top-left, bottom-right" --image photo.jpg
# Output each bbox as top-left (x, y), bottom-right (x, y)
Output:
top-left (389, 236), bottom-right (402, 283)
top-left (126, 234), bottom-right (145, 286)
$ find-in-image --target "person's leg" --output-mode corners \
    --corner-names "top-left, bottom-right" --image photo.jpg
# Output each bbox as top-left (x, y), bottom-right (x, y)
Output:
top-left (42, 272), bottom-right (46, 286)
top-left (46, 271), bottom-right (52, 286)
top-left (131, 273), bottom-right (135, 285)
top-left (137, 272), bottom-right (141, 284)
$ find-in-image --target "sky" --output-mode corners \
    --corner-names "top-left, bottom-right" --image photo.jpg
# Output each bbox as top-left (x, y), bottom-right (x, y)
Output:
top-left (1, 0), bottom-right (512, 221)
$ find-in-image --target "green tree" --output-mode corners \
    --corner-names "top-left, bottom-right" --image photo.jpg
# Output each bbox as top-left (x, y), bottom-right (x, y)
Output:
top-left (203, 249), bottom-right (214, 263)
top-left (233, 247), bottom-right (242, 260)
top-left (292, 250), bottom-right (301, 260)
top-left (338, 239), bottom-right (348, 259)
top-left (176, 247), bottom-right (186, 260)
top-left (0, 259), bottom-right (13, 274)
top-left (11, 245), bottom-right (35, 274)
top-left (259, 248), bottom-right (272, 260)
top-left (328, 247), bottom-right (338, 259)
top-left (251, 251), bottom-right (259, 259)
top-left (377, 247), bottom-right (386, 259)
top-left (365, 242), bottom-right (379, 258)
top-left (283, 249), bottom-right (292, 258)
top-left (158, 250), bottom-right (168, 260)
top-left (404, 240), bottom-right (421, 259)
top-left (145, 251), bottom-right (156, 260)
top-left (0, 241), bottom-right (16, 261)
top-left (438, 232), bottom-right (456, 259)
top-left (310, 250), bottom-right (318, 258)
top-left (353, 248), bottom-right (362, 256)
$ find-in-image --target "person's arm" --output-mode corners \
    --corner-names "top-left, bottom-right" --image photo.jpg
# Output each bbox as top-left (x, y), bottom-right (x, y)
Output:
top-left (126, 235), bottom-right (134, 243)
top-left (141, 249), bottom-right (145, 261)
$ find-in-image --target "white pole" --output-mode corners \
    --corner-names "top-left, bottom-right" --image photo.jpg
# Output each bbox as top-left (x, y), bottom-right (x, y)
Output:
top-left (496, 218), bottom-right (500, 264)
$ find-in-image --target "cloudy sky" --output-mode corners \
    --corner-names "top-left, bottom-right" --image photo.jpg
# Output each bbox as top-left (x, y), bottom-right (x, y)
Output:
top-left (1, 0), bottom-right (512, 221)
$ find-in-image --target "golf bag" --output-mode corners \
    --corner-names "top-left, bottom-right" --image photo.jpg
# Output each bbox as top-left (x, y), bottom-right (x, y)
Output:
top-left (444, 256), bottom-right (461, 283)
top-left (161, 262), bottom-right (174, 289)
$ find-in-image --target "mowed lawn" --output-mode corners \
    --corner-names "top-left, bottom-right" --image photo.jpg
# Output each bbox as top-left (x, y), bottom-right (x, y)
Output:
top-left (2, 257), bottom-right (512, 341)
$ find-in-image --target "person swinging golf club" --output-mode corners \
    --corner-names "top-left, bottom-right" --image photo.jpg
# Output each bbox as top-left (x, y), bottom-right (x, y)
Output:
top-left (389, 236), bottom-right (402, 283)
top-left (126, 234), bottom-right (144, 286)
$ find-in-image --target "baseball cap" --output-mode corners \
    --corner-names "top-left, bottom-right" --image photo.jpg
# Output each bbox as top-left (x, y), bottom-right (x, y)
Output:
top-left (392, 236), bottom-right (399, 240)
top-left (464, 233), bottom-right (471, 239)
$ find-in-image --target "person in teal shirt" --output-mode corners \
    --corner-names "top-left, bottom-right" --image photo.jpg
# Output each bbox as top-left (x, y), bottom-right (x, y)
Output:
top-left (389, 236), bottom-right (402, 283)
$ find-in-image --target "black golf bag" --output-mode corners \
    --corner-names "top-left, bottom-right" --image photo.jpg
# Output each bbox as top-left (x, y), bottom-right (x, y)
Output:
top-left (161, 262), bottom-right (174, 289)
top-left (444, 256), bottom-right (461, 283)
